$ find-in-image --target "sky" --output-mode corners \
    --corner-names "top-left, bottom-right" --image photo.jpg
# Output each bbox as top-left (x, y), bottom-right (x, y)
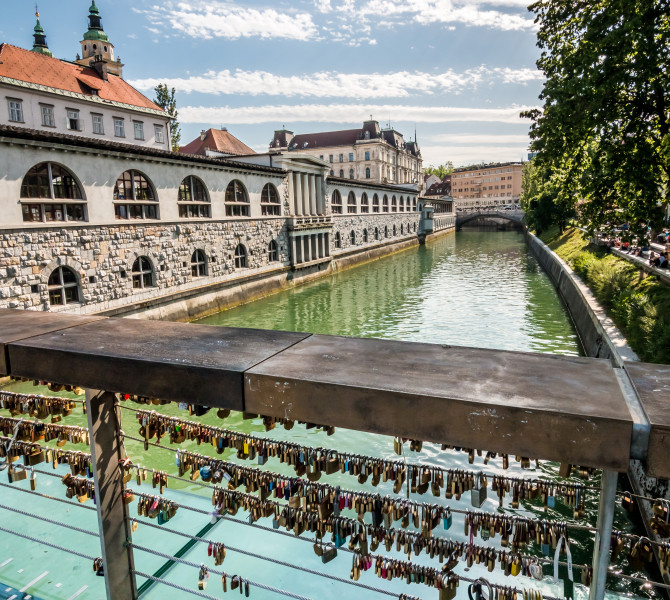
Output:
top-left (0, 0), bottom-right (543, 168)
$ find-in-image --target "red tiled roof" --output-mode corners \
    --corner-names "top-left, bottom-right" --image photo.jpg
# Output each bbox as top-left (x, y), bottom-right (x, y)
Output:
top-left (179, 128), bottom-right (255, 156)
top-left (290, 129), bottom-right (362, 149)
top-left (0, 43), bottom-right (162, 111)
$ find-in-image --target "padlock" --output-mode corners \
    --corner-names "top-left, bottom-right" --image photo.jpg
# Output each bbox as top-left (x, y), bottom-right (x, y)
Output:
top-left (443, 507), bottom-right (453, 530)
top-left (471, 473), bottom-right (487, 508)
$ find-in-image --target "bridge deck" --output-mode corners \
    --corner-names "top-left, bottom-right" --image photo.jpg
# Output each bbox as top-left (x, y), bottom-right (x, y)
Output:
top-left (0, 308), bottom-right (665, 474)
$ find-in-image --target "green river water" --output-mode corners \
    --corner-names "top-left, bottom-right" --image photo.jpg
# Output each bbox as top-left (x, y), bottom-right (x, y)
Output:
top-left (0, 230), bottom-right (648, 600)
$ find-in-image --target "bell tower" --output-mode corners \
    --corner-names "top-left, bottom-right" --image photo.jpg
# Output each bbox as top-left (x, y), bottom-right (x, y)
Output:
top-left (31, 11), bottom-right (53, 57)
top-left (75, 1), bottom-right (124, 77)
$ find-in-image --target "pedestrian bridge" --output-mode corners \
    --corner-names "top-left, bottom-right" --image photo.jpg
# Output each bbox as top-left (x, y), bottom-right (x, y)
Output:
top-left (456, 209), bottom-right (525, 228)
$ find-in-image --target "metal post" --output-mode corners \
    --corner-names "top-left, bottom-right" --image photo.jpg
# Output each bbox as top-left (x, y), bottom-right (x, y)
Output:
top-left (589, 469), bottom-right (618, 600)
top-left (86, 389), bottom-right (138, 600)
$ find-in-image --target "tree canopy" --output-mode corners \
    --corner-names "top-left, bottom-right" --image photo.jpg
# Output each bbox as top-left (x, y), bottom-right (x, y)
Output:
top-left (154, 84), bottom-right (181, 152)
top-left (522, 0), bottom-right (670, 240)
top-left (424, 161), bottom-right (454, 178)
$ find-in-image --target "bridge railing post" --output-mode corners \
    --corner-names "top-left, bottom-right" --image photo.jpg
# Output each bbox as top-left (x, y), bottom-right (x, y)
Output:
top-left (589, 469), bottom-right (618, 600)
top-left (86, 389), bottom-right (138, 600)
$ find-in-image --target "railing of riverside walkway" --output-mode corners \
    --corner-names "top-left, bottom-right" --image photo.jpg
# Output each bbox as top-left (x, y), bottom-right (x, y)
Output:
top-left (0, 308), bottom-right (669, 600)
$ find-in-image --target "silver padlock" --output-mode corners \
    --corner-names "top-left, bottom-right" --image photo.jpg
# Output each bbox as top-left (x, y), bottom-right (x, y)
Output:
top-left (471, 473), bottom-right (487, 508)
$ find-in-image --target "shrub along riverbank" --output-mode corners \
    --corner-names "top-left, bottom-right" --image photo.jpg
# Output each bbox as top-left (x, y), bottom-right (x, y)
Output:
top-left (540, 228), bottom-right (670, 364)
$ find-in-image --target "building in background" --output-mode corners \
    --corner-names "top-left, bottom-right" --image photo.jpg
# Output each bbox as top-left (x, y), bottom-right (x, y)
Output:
top-left (0, 4), bottom-right (169, 149)
top-left (451, 162), bottom-right (523, 210)
top-left (423, 176), bottom-right (452, 199)
top-left (180, 128), bottom-right (256, 157)
top-left (270, 120), bottom-right (423, 190)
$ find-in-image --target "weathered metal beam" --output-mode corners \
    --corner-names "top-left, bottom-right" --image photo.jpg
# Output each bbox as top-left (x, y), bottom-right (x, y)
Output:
top-left (625, 362), bottom-right (670, 479)
top-left (8, 318), bottom-right (311, 410)
top-left (245, 335), bottom-right (633, 471)
top-left (0, 308), bottom-right (103, 376)
top-left (86, 389), bottom-right (137, 600)
top-left (589, 470), bottom-right (618, 600)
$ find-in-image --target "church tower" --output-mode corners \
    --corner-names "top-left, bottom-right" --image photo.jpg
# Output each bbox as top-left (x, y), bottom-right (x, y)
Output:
top-left (31, 12), bottom-right (53, 57)
top-left (75, 1), bottom-right (124, 77)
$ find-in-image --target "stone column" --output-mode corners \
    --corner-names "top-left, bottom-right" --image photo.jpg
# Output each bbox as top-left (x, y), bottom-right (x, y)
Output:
top-left (292, 236), bottom-right (301, 264)
top-left (303, 236), bottom-right (311, 262)
top-left (301, 173), bottom-right (309, 216)
top-left (309, 175), bottom-right (317, 216)
top-left (287, 171), bottom-right (294, 216)
top-left (311, 234), bottom-right (317, 260)
top-left (294, 173), bottom-right (302, 216)
top-left (317, 233), bottom-right (324, 259)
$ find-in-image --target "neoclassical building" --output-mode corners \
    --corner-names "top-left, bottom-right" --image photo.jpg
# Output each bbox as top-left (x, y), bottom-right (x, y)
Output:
top-left (270, 120), bottom-right (423, 190)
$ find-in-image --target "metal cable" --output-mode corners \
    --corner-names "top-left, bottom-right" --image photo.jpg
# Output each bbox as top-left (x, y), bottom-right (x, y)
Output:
top-left (0, 525), bottom-right (97, 561)
top-left (130, 543), bottom-right (314, 600)
top-left (132, 571), bottom-right (228, 600)
top-left (0, 502), bottom-right (98, 537)
top-left (123, 434), bottom-right (598, 534)
top-left (0, 480), bottom-right (97, 511)
top-left (133, 516), bottom-right (421, 599)
top-left (120, 407), bottom-right (602, 492)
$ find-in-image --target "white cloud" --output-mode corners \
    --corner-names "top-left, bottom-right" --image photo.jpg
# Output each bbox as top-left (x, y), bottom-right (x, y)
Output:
top-left (421, 144), bottom-right (529, 168)
top-left (141, 1), bottom-right (319, 41)
top-left (180, 103), bottom-right (535, 125)
top-left (426, 133), bottom-right (530, 145)
top-left (129, 66), bottom-right (542, 99)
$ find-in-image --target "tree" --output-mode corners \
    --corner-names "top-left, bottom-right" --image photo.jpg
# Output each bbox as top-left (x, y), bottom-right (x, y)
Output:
top-left (424, 161), bottom-right (454, 179)
top-left (523, 0), bottom-right (670, 241)
top-left (154, 84), bottom-right (181, 152)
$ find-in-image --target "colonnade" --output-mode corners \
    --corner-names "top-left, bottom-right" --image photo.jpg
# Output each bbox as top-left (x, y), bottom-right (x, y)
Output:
top-left (291, 232), bottom-right (330, 265)
top-left (287, 171), bottom-right (324, 216)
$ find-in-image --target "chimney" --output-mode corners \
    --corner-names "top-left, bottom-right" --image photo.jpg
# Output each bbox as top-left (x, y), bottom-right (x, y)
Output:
top-left (90, 55), bottom-right (108, 81)
top-left (200, 130), bottom-right (207, 141)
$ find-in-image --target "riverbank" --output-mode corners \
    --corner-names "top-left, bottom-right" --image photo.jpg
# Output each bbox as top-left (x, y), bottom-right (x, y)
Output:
top-left (538, 227), bottom-right (670, 364)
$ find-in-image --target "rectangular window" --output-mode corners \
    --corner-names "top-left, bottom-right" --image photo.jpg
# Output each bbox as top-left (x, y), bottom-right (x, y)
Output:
top-left (154, 124), bottom-right (164, 143)
top-left (349, 153), bottom-right (354, 162)
top-left (134, 121), bottom-right (144, 140)
top-left (114, 118), bottom-right (125, 137)
top-left (66, 109), bottom-right (80, 131)
top-left (8, 99), bottom-right (23, 122)
top-left (365, 151), bottom-right (370, 161)
top-left (339, 154), bottom-right (343, 162)
top-left (92, 114), bottom-right (104, 134)
top-left (329, 154), bottom-right (333, 163)
top-left (40, 105), bottom-right (55, 127)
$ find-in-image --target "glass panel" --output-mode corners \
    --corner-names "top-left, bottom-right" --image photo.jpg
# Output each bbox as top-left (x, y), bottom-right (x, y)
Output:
top-left (48, 289), bottom-right (63, 305)
top-left (64, 285), bottom-right (79, 304)
top-left (22, 204), bottom-right (42, 222)
top-left (61, 268), bottom-right (77, 284)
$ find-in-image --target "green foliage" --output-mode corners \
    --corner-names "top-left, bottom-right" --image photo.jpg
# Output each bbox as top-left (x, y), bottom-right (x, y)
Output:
top-left (154, 84), bottom-right (181, 152)
top-left (424, 162), bottom-right (453, 178)
top-left (523, 0), bottom-right (670, 240)
top-left (552, 229), bottom-right (670, 363)
top-left (521, 159), bottom-right (575, 234)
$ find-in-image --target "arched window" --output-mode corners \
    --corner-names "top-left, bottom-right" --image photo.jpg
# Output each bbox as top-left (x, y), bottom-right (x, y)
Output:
top-left (391, 195), bottom-right (397, 212)
top-left (21, 162), bottom-right (86, 223)
top-left (400, 224), bottom-right (404, 234)
top-left (339, 169), bottom-right (344, 178)
top-left (330, 169), bottom-right (334, 176)
top-left (114, 170), bottom-right (158, 220)
top-left (360, 193), bottom-right (369, 213)
top-left (349, 168), bottom-right (354, 179)
top-left (47, 266), bottom-right (79, 306)
top-left (179, 176), bottom-right (210, 218)
top-left (225, 180), bottom-right (249, 217)
top-left (334, 232), bottom-right (341, 249)
top-left (372, 194), bottom-right (380, 213)
top-left (132, 256), bottom-right (154, 289)
top-left (347, 191), bottom-right (357, 214)
top-left (384, 225), bottom-right (389, 238)
top-left (374, 227), bottom-right (379, 240)
top-left (191, 250), bottom-right (207, 277)
top-left (234, 244), bottom-right (247, 268)
top-left (412, 199), bottom-right (417, 211)
top-left (331, 190), bottom-right (343, 214)
top-left (268, 240), bottom-right (278, 262)
top-left (393, 224), bottom-right (397, 236)
top-left (261, 183), bottom-right (281, 216)
top-left (365, 167), bottom-right (370, 179)
top-left (413, 222), bottom-right (417, 232)
top-left (382, 195), bottom-right (389, 213)
top-left (399, 197), bottom-right (404, 212)
top-left (363, 228), bottom-right (369, 242)
top-left (350, 230), bottom-right (356, 245)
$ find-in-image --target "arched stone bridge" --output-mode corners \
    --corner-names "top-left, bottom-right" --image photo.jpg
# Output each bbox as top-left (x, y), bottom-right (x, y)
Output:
top-left (456, 209), bottom-right (525, 228)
